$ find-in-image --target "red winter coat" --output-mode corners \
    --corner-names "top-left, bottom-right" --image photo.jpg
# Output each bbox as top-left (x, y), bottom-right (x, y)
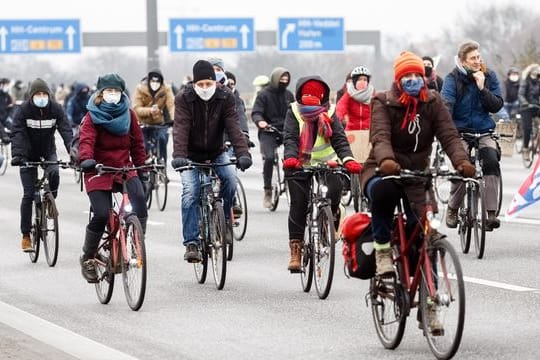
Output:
top-left (79, 109), bottom-right (147, 192)
top-left (336, 91), bottom-right (371, 130)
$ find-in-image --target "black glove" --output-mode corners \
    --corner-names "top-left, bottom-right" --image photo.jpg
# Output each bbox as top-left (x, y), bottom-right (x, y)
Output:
top-left (171, 157), bottom-right (190, 169)
top-left (80, 159), bottom-right (97, 172)
top-left (236, 155), bottom-right (252, 171)
top-left (1, 135), bottom-right (10, 144)
top-left (244, 133), bottom-right (255, 148)
top-left (11, 156), bottom-right (26, 166)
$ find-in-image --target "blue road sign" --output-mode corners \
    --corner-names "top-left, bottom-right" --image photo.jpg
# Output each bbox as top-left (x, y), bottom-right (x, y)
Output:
top-left (0, 19), bottom-right (81, 54)
top-left (169, 18), bottom-right (254, 52)
top-left (278, 18), bottom-right (344, 52)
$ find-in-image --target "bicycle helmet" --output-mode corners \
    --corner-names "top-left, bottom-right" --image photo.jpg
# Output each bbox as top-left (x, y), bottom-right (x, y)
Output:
top-left (252, 75), bottom-right (270, 87)
top-left (350, 66), bottom-right (371, 80)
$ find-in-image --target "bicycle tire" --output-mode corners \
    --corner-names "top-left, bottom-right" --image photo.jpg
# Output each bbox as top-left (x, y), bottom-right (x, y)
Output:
top-left (459, 188), bottom-right (472, 254)
top-left (194, 207), bottom-right (208, 284)
top-left (95, 230), bottom-right (115, 304)
top-left (0, 143), bottom-right (9, 175)
top-left (29, 202), bottom-right (41, 263)
top-left (420, 238), bottom-right (465, 360)
top-left (121, 214), bottom-right (147, 311)
top-left (313, 206), bottom-right (336, 300)
top-left (269, 159), bottom-right (280, 211)
top-left (210, 201), bottom-right (227, 290)
top-left (351, 173), bottom-right (361, 212)
top-left (340, 173), bottom-right (352, 207)
top-left (155, 168), bottom-right (168, 211)
top-left (300, 216), bottom-right (313, 292)
top-left (232, 176), bottom-right (248, 241)
top-left (370, 276), bottom-right (407, 350)
top-left (226, 219), bottom-right (234, 261)
top-left (496, 174), bottom-right (503, 217)
top-left (42, 194), bottom-right (59, 267)
top-left (145, 174), bottom-right (153, 209)
top-left (473, 182), bottom-right (487, 259)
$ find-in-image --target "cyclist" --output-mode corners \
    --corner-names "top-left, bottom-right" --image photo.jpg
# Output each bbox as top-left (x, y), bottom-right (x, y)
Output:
top-left (171, 60), bottom-right (252, 263)
top-left (518, 64), bottom-right (540, 161)
top-left (336, 66), bottom-right (374, 130)
top-left (335, 70), bottom-right (353, 104)
top-left (441, 40), bottom-right (504, 231)
top-left (283, 76), bottom-right (362, 272)
top-left (133, 68), bottom-right (175, 165)
top-left (504, 67), bottom-right (521, 119)
top-left (422, 56), bottom-right (444, 92)
top-left (251, 67), bottom-right (295, 208)
top-left (66, 82), bottom-right (91, 136)
top-left (0, 78), bottom-right (12, 133)
top-left (77, 73), bottom-right (148, 283)
top-left (10, 78), bottom-right (72, 252)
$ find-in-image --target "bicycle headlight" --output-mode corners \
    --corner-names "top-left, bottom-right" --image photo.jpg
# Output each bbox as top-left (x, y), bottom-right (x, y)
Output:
top-left (427, 211), bottom-right (441, 229)
top-left (123, 203), bottom-right (133, 213)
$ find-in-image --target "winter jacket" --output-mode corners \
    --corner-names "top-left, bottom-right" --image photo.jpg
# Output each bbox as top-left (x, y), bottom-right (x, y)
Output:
top-left (518, 75), bottom-right (540, 106)
top-left (66, 83), bottom-right (91, 126)
top-left (11, 98), bottom-right (72, 160)
top-left (336, 91), bottom-right (371, 130)
top-left (79, 109), bottom-right (146, 192)
top-left (504, 79), bottom-right (520, 103)
top-left (133, 77), bottom-right (175, 126)
top-left (172, 83), bottom-right (250, 163)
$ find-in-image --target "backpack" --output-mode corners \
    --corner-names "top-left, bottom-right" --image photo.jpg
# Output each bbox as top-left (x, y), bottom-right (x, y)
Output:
top-left (341, 212), bottom-right (376, 279)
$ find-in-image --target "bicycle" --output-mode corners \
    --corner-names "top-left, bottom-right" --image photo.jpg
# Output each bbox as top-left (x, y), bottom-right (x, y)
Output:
top-left (521, 105), bottom-right (540, 169)
top-left (91, 163), bottom-right (149, 311)
top-left (224, 141), bottom-right (249, 244)
top-left (263, 125), bottom-right (289, 211)
top-left (340, 171), bottom-right (368, 212)
top-left (21, 160), bottom-right (71, 267)
top-left (175, 160), bottom-right (237, 290)
top-left (0, 138), bottom-right (9, 175)
top-left (431, 140), bottom-right (452, 206)
top-left (296, 162), bottom-right (344, 300)
top-left (367, 169), bottom-right (465, 360)
top-left (141, 124), bottom-right (170, 211)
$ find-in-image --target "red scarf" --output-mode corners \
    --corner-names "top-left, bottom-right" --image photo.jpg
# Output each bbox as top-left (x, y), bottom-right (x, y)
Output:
top-left (297, 103), bottom-right (333, 164)
top-left (396, 82), bottom-right (429, 129)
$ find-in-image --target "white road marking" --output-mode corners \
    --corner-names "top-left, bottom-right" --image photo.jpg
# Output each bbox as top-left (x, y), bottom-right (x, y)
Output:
top-left (0, 300), bottom-right (139, 360)
top-left (501, 216), bottom-right (540, 226)
top-left (462, 276), bottom-right (538, 292)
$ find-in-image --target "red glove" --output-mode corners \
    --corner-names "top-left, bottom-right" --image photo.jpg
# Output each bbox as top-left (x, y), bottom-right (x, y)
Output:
top-left (283, 158), bottom-right (301, 169)
top-left (344, 160), bottom-right (362, 174)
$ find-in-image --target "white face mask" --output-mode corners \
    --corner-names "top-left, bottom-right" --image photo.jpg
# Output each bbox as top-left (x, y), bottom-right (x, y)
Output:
top-left (150, 81), bottom-right (161, 91)
top-left (33, 95), bottom-right (49, 108)
top-left (194, 84), bottom-right (216, 101)
top-left (103, 92), bottom-right (122, 104)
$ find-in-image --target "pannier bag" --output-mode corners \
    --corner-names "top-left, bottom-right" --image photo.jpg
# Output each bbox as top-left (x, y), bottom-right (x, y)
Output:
top-left (341, 212), bottom-right (376, 279)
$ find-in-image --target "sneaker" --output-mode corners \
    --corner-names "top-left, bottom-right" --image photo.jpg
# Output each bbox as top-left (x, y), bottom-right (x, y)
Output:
top-left (232, 205), bottom-right (243, 219)
top-left (486, 211), bottom-right (500, 231)
top-left (426, 304), bottom-right (444, 336)
top-left (184, 243), bottom-right (201, 263)
top-left (21, 235), bottom-right (34, 253)
top-left (445, 207), bottom-right (458, 228)
top-left (375, 248), bottom-right (394, 276)
top-left (79, 255), bottom-right (98, 283)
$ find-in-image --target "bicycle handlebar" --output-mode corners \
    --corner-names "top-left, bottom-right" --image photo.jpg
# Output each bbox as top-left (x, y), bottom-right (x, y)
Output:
top-left (21, 160), bottom-right (71, 169)
top-left (459, 130), bottom-right (499, 141)
top-left (174, 160), bottom-right (237, 172)
top-left (379, 168), bottom-right (480, 184)
top-left (292, 162), bottom-right (346, 175)
top-left (95, 163), bottom-right (154, 175)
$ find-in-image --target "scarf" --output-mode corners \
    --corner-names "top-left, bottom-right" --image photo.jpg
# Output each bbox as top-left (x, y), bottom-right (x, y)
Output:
top-left (87, 93), bottom-right (131, 136)
top-left (297, 103), bottom-right (333, 163)
top-left (396, 82), bottom-right (428, 130)
top-left (347, 83), bottom-right (374, 104)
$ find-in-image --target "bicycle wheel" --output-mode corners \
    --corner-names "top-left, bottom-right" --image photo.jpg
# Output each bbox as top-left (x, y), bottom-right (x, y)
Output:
top-left (420, 238), bottom-right (465, 360)
top-left (210, 201), bottom-right (227, 290)
top-left (340, 173), bottom-right (352, 207)
top-left (313, 206), bottom-right (336, 300)
top-left (29, 202), bottom-right (41, 263)
top-left (370, 276), bottom-right (408, 350)
top-left (459, 189), bottom-right (471, 254)
top-left (155, 168), bottom-right (168, 211)
top-left (226, 220), bottom-right (234, 261)
top-left (145, 174), bottom-right (153, 209)
top-left (121, 214), bottom-right (147, 311)
top-left (94, 233), bottom-right (115, 304)
top-left (194, 207), bottom-right (208, 284)
top-left (351, 174), bottom-right (361, 212)
top-left (473, 183), bottom-right (487, 259)
top-left (269, 159), bottom-right (281, 211)
top-left (232, 176), bottom-right (248, 241)
top-left (0, 143), bottom-right (8, 175)
top-left (300, 216), bottom-right (313, 292)
top-left (496, 174), bottom-right (503, 217)
top-left (42, 194), bottom-right (59, 267)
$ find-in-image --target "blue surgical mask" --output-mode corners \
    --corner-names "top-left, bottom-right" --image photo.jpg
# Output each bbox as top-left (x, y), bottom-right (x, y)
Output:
top-left (401, 78), bottom-right (424, 97)
top-left (215, 71), bottom-right (227, 85)
top-left (33, 95), bottom-right (49, 108)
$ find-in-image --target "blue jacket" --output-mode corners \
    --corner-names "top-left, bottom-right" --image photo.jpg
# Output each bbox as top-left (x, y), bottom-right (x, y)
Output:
top-left (441, 67), bottom-right (503, 133)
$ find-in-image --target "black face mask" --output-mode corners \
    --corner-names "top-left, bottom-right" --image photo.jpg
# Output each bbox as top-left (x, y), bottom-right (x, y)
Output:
top-left (278, 82), bottom-right (289, 91)
top-left (424, 66), bottom-right (433, 77)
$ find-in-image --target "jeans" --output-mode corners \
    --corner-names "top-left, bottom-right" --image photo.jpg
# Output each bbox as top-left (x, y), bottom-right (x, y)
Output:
top-left (180, 152), bottom-right (236, 246)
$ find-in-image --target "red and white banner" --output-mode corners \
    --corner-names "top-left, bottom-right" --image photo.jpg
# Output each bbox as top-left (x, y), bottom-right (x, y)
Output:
top-left (506, 156), bottom-right (540, 217)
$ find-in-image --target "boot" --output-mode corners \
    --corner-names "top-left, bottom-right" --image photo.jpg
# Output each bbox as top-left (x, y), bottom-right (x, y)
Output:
top-left (486, 211), bottom-right (500, 231)
top-left (375, 248), bottom-right (394, 276)
top-left (427, 303), bottom-right (444, 336)
top-left (263, 189), bottom-right (273, 209)
top-left (80, 228), bottom-right (102, 283)
top-left (21, 234), bottom-right (33, 253)
top-left (522, 147), bottom-right (530, 161)
top-left (287, 239), bottom-right (303, 273)
top-left (445, 207), bottom-right (458, 228)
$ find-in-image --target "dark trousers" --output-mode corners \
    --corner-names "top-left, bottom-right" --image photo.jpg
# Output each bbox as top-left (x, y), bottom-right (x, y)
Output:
top-left (521, 106), bottom-right (540, 149)
top-left (142, 126), bottom-right (169, 163)
top-left (258, 131), bottom-right (281, 189)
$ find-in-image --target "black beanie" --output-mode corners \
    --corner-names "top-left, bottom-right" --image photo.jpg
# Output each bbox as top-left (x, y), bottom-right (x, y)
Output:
top-left (225, 71), bottom-right (236, 84)
top-left (192, 60), bottom-right (216, 83)
top-left (29, 78), bottom-right (50, 97)
top-left (96, 73), bottom-right (126, 92)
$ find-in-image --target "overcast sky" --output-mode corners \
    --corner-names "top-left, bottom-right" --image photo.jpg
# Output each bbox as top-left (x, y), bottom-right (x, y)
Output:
top-left (6, 0), bottom-right (540, 41)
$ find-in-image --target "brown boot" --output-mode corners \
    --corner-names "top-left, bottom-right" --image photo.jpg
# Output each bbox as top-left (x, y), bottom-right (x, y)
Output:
top-left (263, 189), bottom-right (273, 208)
top-left (287, 239), bottom-right (303, 273)
top-left (21, 234), bottom-right (33, 253)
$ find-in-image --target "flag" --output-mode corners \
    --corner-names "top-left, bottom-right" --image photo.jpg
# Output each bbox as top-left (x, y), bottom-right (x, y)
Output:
top-left (506, 155), bottom-right (540, 217)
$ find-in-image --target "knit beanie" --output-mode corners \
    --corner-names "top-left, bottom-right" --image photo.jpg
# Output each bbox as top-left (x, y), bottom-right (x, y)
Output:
top-left (393, 51), bottom-right (425, 82)
top-left (193, 60), bottom-right (216, 83)
top-left (96, 73), bottom-right (126, 92)
top-left (207, 57), bottom-right (225, 71)
top-left (301, 80), bottom-right (326, 100)
top-left (29, 78), bottom-right (50, 97)
top-left (148, 69), bottom-right (164, 84)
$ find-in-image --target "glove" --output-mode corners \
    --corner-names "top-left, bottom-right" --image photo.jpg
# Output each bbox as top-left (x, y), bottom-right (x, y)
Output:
top-left (1, 135), bottom-right (10, 144)
top-left (11, 156), bottom-right (26, 166)
top-left (171, 157), bottom-right (189, 169)
top-left (456, 160), bottom-right (476, 178)
top-left (80, 159), bottom-right (97, 172)
top-left (379, 159), bottom-right (401, 176)
top-left (344, 160), bottom-right (362, 174)
top-left (236, 155), bottom-right (252, 171)
top-left (283, 158), bottom-right (301, 169)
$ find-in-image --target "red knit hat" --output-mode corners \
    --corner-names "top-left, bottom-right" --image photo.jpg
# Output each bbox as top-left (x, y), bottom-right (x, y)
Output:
top-left (393, 51), bottom-right (425, 82)
top-left (301, 80), bottom-right (326, 100)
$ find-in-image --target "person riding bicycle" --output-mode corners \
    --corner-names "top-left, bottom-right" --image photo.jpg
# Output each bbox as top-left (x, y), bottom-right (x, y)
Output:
top-left (77, 73), bottom-right (148, 283)
top-left (336, 66), bottom-right (374, 131)
top-left (66, 82), bottom-right (91, 136)
top-left (503, 67), bottom-right (521, 120)
top-left (133, 68), bottom-right (175, 164)
top-left (251, 67), bottom-right (295, 209)
top-left (422, 56), bottom-right (444, 92)
top-left (10, 78), bottom-right (73, 252)
top-left (441, 40), bottom-right (504, 231)
top-left (171, 60), bottom-right (252, 263)
top-left (518, 64), bottom-right (540, 161)
top-left (283, 76), bottom-right (362, 272)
